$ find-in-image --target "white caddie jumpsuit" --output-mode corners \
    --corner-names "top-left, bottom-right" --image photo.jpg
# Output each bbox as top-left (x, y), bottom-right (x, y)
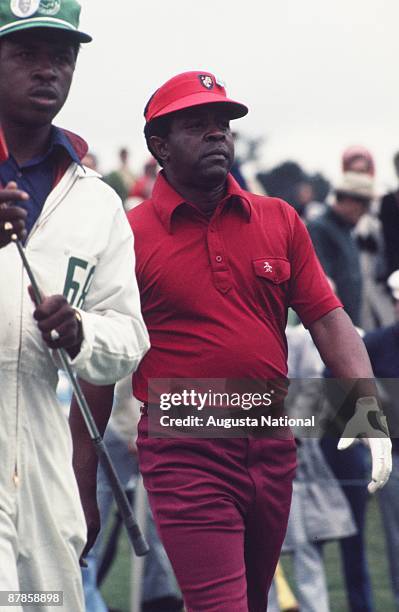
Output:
top-left (0, 163), bottom-right (150, 611)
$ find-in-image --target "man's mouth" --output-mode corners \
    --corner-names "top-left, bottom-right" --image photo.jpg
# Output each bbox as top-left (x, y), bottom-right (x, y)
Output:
top-left (202, 149), bottom-right (229, 160)
top-left (28, 88), bottom-right (58, 108)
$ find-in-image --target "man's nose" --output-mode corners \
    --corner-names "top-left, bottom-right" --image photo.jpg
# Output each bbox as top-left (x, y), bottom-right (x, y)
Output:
top-left (205, 126), bottom-right (226, 140)
top-left (33, 57), bottom-right (57, 81)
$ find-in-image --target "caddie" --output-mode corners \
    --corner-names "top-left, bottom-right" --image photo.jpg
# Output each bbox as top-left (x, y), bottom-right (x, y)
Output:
top-left (125, 71), bottom-right (392, 611)
top-left (0, 1), bottom-right (149, 610)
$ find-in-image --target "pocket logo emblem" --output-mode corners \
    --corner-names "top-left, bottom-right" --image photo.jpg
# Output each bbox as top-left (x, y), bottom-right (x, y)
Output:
top-left (263, 261), bottom-right (273, 273)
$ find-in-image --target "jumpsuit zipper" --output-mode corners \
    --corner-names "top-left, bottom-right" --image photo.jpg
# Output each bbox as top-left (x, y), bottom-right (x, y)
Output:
top-left (14, 263), bottom-right (25, 488)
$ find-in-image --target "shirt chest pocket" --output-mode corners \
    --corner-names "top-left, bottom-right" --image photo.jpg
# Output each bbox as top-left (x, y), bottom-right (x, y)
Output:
top-left (252, 257), bottom-right (291, 322)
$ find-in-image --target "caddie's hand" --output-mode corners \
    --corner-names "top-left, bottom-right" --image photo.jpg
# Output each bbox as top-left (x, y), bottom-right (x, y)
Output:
top-left (0, 181), bottom-right (29, 247)
top-left (338, 396), bottom-right (392, 493)
top-left (28, 287), bottom-right (83, 359)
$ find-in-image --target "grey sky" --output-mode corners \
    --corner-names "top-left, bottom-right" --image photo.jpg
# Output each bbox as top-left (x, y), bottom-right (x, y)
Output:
top-left (59, 0), bottom-right (399, 190)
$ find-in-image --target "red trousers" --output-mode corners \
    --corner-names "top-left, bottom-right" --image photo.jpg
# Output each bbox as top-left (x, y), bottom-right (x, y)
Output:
top-left (137, 416), bottom-right (296, 612)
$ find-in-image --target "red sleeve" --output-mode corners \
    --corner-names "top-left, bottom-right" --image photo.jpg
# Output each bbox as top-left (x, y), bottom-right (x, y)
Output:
top-left (286, 207), bottom-right (342, 327)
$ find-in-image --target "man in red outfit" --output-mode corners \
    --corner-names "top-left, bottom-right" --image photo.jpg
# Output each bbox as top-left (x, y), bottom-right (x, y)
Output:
top-left (126, 71), bottom-right (391, 612)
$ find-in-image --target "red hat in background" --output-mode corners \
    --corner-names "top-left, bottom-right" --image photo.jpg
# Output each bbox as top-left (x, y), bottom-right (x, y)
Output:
top-left (342, 146), bottom-right (375, 177)
top-left (144, 71), bottom-right (248, 123)
top-left (0, 128), bottom-right (8, 163)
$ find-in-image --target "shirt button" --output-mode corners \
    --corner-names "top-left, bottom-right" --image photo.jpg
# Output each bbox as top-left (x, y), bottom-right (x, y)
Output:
top-left (216, 255), bottom-right (223, 263)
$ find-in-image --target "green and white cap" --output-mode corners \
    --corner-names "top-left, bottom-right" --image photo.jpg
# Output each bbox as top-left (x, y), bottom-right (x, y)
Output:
top-left (0, 0), bottom-right (92, 42)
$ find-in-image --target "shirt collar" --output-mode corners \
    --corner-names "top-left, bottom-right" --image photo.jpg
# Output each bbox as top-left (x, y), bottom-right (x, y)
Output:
top-left (48, 126), bottom-right (83, 166)
top-left (152, 171), bottom-right (252, 233)
top-left (0, 125), bottom-right (88, 169)
top-left (22, 126), bottom-right (85, 168)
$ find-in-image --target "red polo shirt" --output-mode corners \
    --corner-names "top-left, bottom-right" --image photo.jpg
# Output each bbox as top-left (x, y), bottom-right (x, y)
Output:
top-left (128, 172), bottom-right (341, 403)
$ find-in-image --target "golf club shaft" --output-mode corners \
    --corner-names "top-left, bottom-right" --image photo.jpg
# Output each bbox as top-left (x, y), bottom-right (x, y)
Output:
top-left (12, 235), bottom-right (149, 557)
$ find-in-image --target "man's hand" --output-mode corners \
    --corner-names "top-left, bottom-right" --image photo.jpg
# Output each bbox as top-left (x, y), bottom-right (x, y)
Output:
top-left (338, 396), bottom-right (392, 493)
top-left (0, 181), bottom-right (29, 247)
top-left (29, 287), bottom-right (83, 359)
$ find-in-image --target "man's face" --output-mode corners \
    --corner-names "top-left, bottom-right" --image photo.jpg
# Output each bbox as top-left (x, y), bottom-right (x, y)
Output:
top-left (345, 197), bottom-right (369, 225)
top-left (0, 29), bottom-right (77, 128)
top-left (156, 104), bottom-right (235, 189)
top-left (336, 195), bottom-right (369, 226)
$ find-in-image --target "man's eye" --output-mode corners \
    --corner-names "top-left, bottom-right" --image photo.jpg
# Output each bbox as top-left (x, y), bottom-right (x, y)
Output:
top-left (55, 53), bottom-right (71, 65)
top-left (186, 121), bottom-right (203, 129)
top-left (18, 51), bottom-right (33, 59)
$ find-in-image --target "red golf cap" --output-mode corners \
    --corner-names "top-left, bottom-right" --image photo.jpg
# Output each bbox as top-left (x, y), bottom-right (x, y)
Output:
top-left (144, 71), bottom-right (248, 123)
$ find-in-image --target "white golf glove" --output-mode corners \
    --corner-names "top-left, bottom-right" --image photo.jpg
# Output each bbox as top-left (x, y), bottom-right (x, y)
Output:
top-left (338, 396), bottom-right (392, 494)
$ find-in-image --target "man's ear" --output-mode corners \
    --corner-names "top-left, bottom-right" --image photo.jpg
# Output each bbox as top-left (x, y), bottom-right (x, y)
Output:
top-left (149, 136), bottom-right (169, 165)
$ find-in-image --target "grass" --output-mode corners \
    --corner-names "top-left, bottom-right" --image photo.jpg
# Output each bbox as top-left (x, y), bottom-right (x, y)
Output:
top-left (280, 496), bottom-right (394, 611)
top-left (100, 496), bottom-right (394, 611)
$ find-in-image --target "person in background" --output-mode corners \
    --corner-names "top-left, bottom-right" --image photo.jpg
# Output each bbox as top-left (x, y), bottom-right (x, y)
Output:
top-left (118, 147), bottom-right (136, 192)
top-left (363, 269), bottom-right (399, 612)
top-left (342, 146), bottom-right (394, 330)
top-left (126, 157), bottom-right (158, 211)
top-left (104, 147), bottom-right (136, 205)
top-left (307, 172), bottom-right (374, 327)
top-left (82, 151), bottom-right (99, 172)
top-left (380, 152), bottom-right (399, 278)
top-left (268, 324), bottom-right (356, 612)
top-left (308, 171), bottom-right (379, 611)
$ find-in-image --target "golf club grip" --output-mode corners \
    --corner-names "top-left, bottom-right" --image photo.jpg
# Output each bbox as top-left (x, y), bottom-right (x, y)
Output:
top-left (95, 439), bottom-right (150, 556)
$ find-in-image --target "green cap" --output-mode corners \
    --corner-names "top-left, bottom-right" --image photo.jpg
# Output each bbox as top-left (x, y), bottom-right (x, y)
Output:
top-left (0, 0), bottom-right (92, 42)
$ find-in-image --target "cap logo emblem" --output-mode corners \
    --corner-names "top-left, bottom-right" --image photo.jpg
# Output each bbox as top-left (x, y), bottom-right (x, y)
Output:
top-left (37, 0), bottom-right (61, 16)
top-left (263, 261), bottom-right (273, 273)
top-left (10, 0), bottom-right (40, 18)
top-left (199, 75), bottom-right (214, 90)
